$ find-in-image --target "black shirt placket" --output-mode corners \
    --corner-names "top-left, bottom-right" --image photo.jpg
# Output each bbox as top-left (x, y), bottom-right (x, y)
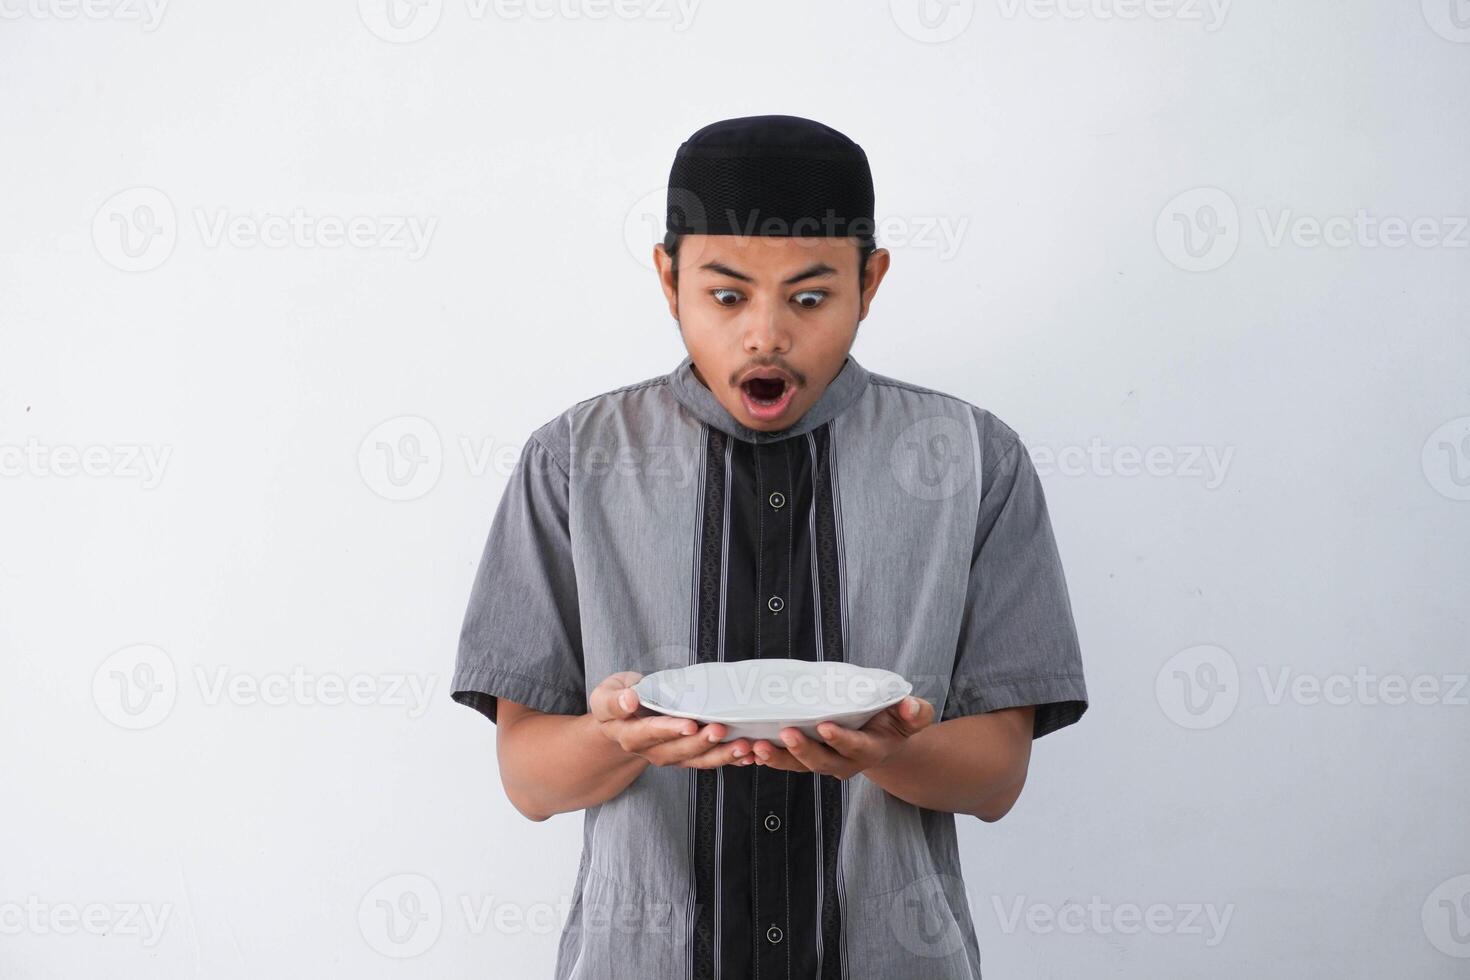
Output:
top-left (751, 438), bottom-right (793, 978)
top-left (714, 435), bottom-right (822, 980)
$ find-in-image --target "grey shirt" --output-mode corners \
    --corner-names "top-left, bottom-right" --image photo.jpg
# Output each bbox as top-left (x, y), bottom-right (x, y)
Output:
top-left (451, 352), bottom-right (1088, 980)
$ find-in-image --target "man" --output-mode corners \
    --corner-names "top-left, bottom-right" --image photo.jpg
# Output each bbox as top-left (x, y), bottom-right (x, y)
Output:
top-left (450, 114), bottom-right (1088, 980)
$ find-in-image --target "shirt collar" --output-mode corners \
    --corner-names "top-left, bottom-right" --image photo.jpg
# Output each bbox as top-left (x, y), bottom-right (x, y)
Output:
top-left (667, 352), bottom-right (871, 444)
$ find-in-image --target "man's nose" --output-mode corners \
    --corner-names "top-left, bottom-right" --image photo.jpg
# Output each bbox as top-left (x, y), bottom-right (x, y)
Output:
top-left (741, 295), bottom-right (793, 353)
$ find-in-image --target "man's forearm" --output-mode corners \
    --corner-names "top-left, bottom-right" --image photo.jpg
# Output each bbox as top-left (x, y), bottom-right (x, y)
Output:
top-left (498, 710), bottom-right (647, 820)
top-left (862, 707), bottom-right (1034, 821)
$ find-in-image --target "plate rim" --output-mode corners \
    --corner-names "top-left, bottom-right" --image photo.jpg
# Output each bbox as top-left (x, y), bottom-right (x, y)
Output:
top-left (632, 659), bottom-right (913, 725)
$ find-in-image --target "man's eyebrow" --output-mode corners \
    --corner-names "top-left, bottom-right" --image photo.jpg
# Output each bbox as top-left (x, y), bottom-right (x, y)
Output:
top-left (697, 261), bottom-right (839, 285)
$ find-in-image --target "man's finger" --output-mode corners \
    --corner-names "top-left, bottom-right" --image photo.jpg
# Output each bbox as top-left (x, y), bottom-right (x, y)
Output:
top-left (676, 737), bottom-right (754, 769)
top-left (779, 728), bottom-right (847, 772)
top-left (889, 696), bottom-right (935, 732)
top-left (749, 740), bottom-right (811, 772)
top-left (646, 729), bottom-right (740, 767)
top-left (812, 721), bottom-right (876, 759)
top-left (589, 674), bottom-right (644, 722)
top-left (649, 725), bottom-right (729, 764)
top-left (614, 715), bottom-right (699, 752)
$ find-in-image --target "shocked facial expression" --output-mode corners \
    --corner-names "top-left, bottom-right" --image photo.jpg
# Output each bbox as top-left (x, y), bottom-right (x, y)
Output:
top-left (656, 234), bottom-right (889, 432)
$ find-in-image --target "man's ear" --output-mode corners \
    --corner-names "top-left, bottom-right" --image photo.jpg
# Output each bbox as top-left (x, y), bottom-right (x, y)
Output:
top-left (857, 247), bottom-right (890, 322)
top-left (653, 244), bottom-right (680, 320)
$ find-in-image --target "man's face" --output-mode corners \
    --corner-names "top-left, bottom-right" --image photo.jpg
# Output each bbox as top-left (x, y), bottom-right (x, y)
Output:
top-left (654, 234), bottom-right (890, 432)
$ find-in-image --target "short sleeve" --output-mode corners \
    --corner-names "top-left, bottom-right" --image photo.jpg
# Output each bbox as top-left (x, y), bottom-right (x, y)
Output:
top-left (943, 413), bottom-right (1088, 739)
top-left (450, 432), bottom-right (587, 724)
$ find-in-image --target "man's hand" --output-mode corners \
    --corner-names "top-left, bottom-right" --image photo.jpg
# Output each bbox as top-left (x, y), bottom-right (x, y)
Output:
top-left (749, 695), bottom-right (935, 778)
top-left (590, 671), bottom-right (754, 769)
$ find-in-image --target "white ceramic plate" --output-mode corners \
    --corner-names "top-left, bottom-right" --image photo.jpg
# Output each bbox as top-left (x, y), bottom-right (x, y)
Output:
top-left (633, 658), bottom-right (912, 743)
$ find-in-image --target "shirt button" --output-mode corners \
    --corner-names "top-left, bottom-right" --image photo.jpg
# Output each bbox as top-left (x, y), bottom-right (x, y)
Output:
top-left (768, 491), bottom-right (785, 509)
top-left (766, 924), bottom-right (783, 944)
top-left (764, 812), bottom-right (781, 832)
top-left (768, 595), bottom-right (784, 613)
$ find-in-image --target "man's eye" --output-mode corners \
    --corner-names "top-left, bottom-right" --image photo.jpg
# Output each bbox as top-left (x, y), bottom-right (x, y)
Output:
top-left (711, 288), bottom-right (742, 307)
top-left (792, 290), bottom-right (827, 309)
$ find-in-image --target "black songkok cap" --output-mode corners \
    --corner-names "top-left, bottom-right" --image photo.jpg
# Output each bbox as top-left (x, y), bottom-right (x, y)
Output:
top-left (666, 114), bottom-right (875, 240)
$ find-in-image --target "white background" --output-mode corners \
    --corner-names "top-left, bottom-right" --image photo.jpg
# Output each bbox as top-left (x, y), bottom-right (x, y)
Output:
top-left (2, 0), bottom-right (1468, 977)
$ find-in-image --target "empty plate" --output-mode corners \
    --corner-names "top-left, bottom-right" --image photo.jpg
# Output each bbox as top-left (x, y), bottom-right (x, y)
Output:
top-left (632, 658), bottom-right (912, 743)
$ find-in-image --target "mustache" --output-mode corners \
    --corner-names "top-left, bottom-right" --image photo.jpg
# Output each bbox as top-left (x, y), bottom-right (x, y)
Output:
top-left (731, 360), bottom-right (805, 387)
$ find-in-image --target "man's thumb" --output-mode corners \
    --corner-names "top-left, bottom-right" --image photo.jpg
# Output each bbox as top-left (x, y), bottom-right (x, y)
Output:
top-left (895, 696), bottom-right (929, 729)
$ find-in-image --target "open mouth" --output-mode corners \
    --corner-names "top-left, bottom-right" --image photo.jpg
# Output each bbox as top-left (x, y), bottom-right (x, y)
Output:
top-left (738, 374), bottom-right (797, 421)
top-left (742, 376), bottom-right (788, 404)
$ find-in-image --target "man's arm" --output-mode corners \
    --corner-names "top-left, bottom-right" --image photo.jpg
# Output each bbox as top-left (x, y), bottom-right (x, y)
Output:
top-left (493, 674), bottom-right (756, 821)
top-left (496, 702), bottom-right (649, 822)
top-left (861, 705), bottom-right (1035, 821)
top-left (749, 699), bottom-right (1037, 822)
